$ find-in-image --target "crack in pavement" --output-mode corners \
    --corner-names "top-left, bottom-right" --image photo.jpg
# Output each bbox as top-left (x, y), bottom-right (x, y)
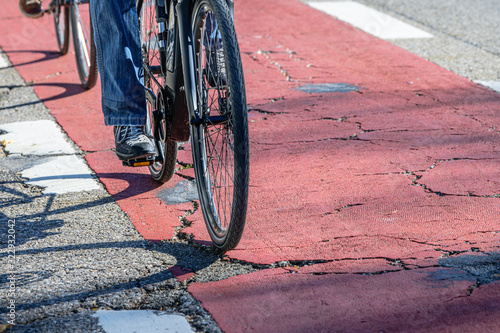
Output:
top-left (322, 203), bottom-right (365, 216)
top-left (356, 157), bottom-right (500, 198)
top-left (461, 113), bottom-right (500, 135)
top-left (172, 201), bottom-right (200, 244)
top-left (411, 158), bottom-right (500, 198)
top-left (248, 49), bottom-right (298, 82)
top-left (203, 252), bottom-right (500, 300)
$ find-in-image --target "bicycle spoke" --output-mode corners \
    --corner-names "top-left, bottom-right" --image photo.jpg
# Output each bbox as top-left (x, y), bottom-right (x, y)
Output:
top-left (205, 125), bottom-right (235, 229)
top-left (208, 131), bottom-right (233, 228)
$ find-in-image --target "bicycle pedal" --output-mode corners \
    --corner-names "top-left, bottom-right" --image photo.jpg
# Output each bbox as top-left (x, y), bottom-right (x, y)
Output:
top-left (122, 156), bottom-right (155, 167)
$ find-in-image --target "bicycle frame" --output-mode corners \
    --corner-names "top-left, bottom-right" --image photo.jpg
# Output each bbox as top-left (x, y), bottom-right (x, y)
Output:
top-left (46, 0), bottom-right (90, 12)
top-left (140, 0), bottom-right (235, 141)
top-left (138, 0), bottom-right (249, 251)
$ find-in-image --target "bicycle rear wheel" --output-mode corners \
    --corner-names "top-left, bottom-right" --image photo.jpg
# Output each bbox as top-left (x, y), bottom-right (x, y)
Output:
top-left (70, 0), bottom-right (97, 89)
top-left (137, 0), bottom-right (178, 183)
top-left (53, 1), bottom-right (69, 55)
top-left (191, 0), bottom-right (249, 252)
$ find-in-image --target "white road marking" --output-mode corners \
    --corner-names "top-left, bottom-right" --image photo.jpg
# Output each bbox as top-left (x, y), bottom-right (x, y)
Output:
top-left (21, 155), bottom-right (101, 194)
top-left (307, 1), bottom-right (434, 39)
top-left (0, 120), bottom-right (76, 156)
top-left (93, 310), bottom-right (194, 333)
top-left (1, 120), bottom-right (101, 194)
top-left (475, 80), bottom-right (500, 93)
top-left (0, 53), bottom-right (9, 68)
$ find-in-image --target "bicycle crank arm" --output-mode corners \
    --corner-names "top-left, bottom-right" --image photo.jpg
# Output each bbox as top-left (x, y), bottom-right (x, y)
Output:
top-left (190, 115), bottom-right (228, 126)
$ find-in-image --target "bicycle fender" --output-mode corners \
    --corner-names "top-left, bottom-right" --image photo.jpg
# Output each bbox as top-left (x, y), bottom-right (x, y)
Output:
top-left (170, 69), bottom-right (190, 142)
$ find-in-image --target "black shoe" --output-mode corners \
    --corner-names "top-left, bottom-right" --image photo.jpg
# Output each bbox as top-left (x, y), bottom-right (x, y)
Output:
top-left (19, 0), bottom-right (43, 18)
top-left (114, 126), bottom-right (155, 161)
top-left (204, 47), bottom-right (227, 88)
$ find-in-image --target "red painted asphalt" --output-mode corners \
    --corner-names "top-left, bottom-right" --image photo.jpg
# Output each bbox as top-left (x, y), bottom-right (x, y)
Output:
top-left (2, 0), bottom-right (499, 331)
top-left (189, 267), bottom-right (500, 332)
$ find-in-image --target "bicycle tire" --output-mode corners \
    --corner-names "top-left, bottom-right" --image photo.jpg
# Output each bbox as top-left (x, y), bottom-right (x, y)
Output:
top-left (53, 2), bottom-right (69, 55)
top-left (191, 0), bottom-right (249, 252)
top-left (137, 0), bottom-right (178, 183)
top-left (69, 2), bottom-right (97, 89)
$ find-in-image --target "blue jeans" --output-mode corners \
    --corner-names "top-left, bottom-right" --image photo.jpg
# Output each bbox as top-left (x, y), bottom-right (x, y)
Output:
top-left (90, 0), bottom-right (146, 126)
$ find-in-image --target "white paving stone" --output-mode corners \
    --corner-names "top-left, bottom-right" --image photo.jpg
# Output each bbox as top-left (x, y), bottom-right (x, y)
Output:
top-left (93, 310), bottom-right (194, 333)
top-left (475, 80), bottom-right (500, 93)
top-left (308, 1), bottom-right (434, 39)
top-left (0, 53), bottom-right (9, 68)
top-left (21, 155), bottom-right (101, 194)
top-left (0, 120), bottom-right (76, 156)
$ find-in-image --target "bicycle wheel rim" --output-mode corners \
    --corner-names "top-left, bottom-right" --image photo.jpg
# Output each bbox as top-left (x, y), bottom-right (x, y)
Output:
top-left (53, 3), bottom-right (69, 55)
top-left (191, 0), bottom-right (249, 249)
top-left (70, 2), bottom-right (97, 89)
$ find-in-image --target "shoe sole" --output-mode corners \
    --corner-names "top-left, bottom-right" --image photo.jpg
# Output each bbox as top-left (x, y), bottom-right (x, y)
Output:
top-left (115, 151), bottom-right (156, 161)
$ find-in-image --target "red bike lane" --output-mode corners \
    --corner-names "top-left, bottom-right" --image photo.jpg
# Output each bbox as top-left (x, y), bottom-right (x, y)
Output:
top-left (2, 0), bottom-right (500, 331)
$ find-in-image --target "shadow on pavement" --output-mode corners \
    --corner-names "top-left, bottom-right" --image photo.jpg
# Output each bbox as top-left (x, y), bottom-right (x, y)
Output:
top-left (1, 50), bottom-right (62, 69)
top-left (94, 172), bottom-right (163, 200)
top-left (0, 82), bottom-right (88, 111)
top-left (0, 240), bottom-right (219, 314)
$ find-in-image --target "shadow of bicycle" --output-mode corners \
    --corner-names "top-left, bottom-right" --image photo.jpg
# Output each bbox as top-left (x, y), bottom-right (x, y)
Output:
top-left (0, 180), bottom-right (219, 316)
top-left (1, 49), bottom-right (62, 69)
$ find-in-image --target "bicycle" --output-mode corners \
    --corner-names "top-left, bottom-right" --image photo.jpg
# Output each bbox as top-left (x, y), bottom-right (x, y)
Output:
top-left (47, 0), bottom-right (98, 89)
top-left (133, 0), bottom-right (249, 252)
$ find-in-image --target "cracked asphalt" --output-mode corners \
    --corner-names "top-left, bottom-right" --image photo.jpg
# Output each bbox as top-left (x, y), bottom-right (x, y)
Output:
top-left (1, 0), bottom-right (500, 332)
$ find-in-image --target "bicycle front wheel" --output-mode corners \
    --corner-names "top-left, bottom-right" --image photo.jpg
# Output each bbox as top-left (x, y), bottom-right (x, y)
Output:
top-left (70, 1), bottom-right (97, 89)
top-left (53, 1), bottom-right (69, 55)
top-left (191, 0), bottom-right (249, 252)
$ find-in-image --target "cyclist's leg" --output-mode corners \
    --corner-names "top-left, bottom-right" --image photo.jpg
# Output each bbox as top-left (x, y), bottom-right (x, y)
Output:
top-left (90, 0), bottom-right (146, 127)
top-left (90, 0), bottom-right (155, 160)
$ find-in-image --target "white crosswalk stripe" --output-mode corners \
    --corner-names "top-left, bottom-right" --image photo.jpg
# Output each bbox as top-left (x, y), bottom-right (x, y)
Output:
top-left (307, 1), bottom-right (433, 39)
